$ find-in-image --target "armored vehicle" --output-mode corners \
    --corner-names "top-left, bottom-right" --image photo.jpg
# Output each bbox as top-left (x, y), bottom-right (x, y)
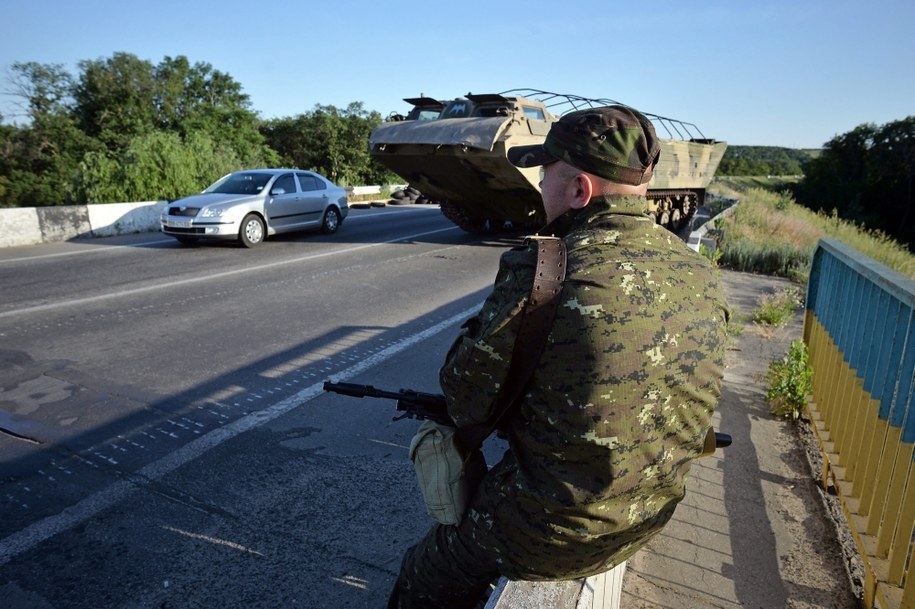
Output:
top-left (369, 89), bottom-right (727, 233)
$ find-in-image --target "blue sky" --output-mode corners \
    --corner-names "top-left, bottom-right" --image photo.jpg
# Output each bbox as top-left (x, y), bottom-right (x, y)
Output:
top-left (2, 0), bottom-right (912, 149)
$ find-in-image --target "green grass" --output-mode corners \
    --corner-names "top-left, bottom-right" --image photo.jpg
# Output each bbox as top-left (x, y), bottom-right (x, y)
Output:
top-left (752, 287), bottom-right (803, 327)
top-left (707, 178), bottom-right (915, 282)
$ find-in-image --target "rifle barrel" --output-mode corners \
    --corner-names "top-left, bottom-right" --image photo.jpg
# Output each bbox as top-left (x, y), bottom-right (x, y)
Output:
top-left (323, 382), bottom-right (404, 401)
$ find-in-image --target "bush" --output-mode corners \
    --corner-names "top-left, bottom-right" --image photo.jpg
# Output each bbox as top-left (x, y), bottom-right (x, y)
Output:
top-left (73, 131), bottom-right (246, 203)
top-left (766, 340), bottom-right (813, 420)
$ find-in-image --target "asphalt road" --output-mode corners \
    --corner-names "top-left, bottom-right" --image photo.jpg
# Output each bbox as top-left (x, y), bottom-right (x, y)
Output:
top-left (0, 205), bottom-right (515, 608)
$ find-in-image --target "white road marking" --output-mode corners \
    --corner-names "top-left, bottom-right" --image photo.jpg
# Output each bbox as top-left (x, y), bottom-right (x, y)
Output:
top-left (0, 225), bottom-right (457, 319)
top-left (0, 302), bottom-right (478, 566)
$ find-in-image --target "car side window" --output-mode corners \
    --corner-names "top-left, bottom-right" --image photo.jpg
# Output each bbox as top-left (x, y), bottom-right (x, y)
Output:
top-left (296, 173), bottom-right (325, 192)
top-left (272, 174), bottom-right (297, 194)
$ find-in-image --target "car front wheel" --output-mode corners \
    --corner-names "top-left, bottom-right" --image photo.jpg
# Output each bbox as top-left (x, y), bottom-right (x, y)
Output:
top-left (239, 213), bottom-right (266, 247)
top-left (321, 207), bottom-right (341, 234)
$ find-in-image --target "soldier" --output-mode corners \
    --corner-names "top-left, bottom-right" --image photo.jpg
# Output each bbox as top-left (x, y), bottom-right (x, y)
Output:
top-left (389, 105), bottom-right (729, 608)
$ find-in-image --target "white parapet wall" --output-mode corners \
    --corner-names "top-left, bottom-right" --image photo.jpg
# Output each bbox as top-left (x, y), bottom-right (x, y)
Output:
top-left (0, 200), bottom-right (169, 248)
top-left (346, 184), bottom-right (407, 197)
top-left (85, 200), bottom-right (169, 238)
top-left (0, 207), bottom-right (44, 248)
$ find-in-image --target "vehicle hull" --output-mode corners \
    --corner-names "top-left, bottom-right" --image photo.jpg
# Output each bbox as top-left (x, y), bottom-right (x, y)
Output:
top-left (369, 91), bottom-right (727, 233)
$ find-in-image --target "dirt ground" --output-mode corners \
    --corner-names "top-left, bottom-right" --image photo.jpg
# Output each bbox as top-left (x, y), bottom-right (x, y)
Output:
top-left (621, 270), bottom-right (863, 609)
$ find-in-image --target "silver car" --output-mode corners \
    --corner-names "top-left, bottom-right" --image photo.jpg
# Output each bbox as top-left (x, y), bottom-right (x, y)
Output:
top-left (160, 169), bottom-right (349, 247)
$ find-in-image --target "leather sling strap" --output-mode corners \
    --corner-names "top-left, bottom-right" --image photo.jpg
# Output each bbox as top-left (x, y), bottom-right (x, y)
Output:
top-left (457, 237), bottom-right (567, 450)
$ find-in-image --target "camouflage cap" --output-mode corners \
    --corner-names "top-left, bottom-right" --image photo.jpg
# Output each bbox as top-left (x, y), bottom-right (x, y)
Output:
top-left (508, 105), bottom-right (661, 185)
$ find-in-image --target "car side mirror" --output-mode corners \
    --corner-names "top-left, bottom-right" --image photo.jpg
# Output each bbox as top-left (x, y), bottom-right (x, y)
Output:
top-left (271, 187), bottom-right (286, 196)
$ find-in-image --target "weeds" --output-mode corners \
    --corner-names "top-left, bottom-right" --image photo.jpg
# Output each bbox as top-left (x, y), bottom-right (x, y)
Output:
top-left (698, 242), bottom-right (722, 266)
top-left (726, 313), bottom-right (745, 339)
top-left (766, 340), bottom-right (813, 420)
top-left (752, 287), bottom-right (803, 327)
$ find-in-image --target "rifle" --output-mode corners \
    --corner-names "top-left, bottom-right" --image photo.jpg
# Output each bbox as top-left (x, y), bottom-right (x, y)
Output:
top-left (323, 381), bottom-right (452, 425)
top-left (322, 381), bottom-right (732, 451)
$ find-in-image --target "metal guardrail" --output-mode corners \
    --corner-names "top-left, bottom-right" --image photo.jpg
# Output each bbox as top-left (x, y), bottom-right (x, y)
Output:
top-left (803, 238), bottom-right (915, 609)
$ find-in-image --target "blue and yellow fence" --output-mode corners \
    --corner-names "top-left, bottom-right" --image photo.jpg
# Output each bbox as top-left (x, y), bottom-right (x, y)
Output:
top-left (804, 239), bottom-right (915, 609)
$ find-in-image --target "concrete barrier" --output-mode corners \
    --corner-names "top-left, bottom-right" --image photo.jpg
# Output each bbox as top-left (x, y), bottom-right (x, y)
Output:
top-left (35, 205), bottom-right (92, 243)
top-left (0, 201), bottom-right (168, 248)
top-left (487, 561), bottom-right (627, 609)
top-left (686, 196), bottom-right (739, 253)
top-left (0, 206), bottom-right (44, 248)
top-left (85, 200), bottom-right (168, 238)
top-left (346, 184), bottom-right (407, 197)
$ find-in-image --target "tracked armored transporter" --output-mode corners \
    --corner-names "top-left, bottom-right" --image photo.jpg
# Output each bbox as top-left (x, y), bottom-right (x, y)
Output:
top-left (369, 89), bottom-right (727, 233)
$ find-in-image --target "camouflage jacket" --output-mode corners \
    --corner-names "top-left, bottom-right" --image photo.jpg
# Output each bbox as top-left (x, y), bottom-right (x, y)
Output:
top-left (440, 194), bottom-right (728, 578)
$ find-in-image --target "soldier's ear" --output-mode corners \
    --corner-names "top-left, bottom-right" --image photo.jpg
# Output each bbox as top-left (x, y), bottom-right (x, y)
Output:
top-left (569, 173), bottom-right (594, 210)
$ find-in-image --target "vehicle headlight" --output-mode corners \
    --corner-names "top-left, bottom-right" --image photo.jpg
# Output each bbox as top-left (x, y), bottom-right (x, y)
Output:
top-left (200, 207), bottom-right (232, 219)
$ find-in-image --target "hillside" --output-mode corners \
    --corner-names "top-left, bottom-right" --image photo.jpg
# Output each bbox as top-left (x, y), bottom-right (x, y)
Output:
top-left (717, 146), bottom-right (820, 176)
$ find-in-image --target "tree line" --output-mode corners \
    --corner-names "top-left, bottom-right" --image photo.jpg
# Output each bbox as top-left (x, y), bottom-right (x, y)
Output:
top-left (2, 52), bottom-right (912, 249)
top-left (0, 52), bottom-right (397, 208)
top-left (791, 118), bottom-right (915, 249)
top-left (718, 123), bottom-right (915, 250)
top-left (717, 146), bottom-right (818, 177)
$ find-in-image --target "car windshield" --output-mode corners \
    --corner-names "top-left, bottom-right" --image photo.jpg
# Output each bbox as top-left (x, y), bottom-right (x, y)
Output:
top-left (205, 172), bottom-right (273, 195)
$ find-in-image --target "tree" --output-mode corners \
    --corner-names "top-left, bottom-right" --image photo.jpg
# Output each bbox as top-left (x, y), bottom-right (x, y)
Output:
top-left (261, 102), bottom-right (396, 185)
top-left (793, 118), bottom-right (915, 249)
top-left (71, 52), bottom-right (277, 165)
top-left (73, 52), bottom-right (158, 150)
top-left (871, 118), bottom-right (915, 237)
top-left (1, 53), bottom-right (280, 206)
top-left (4, 61), bottom-right (74, 122)
top-left (152, 56), bottom-right (275, 167)
top-left (718, 146), bottom-right (815, 176)
top-left (1, 52), bottom-right (403, 208)
top-left (0, 62), bottom-right (100, 207)
top-left (73, 131), bottom-right (244, 203)
top-left (0, 117), bottom-right (99, 206)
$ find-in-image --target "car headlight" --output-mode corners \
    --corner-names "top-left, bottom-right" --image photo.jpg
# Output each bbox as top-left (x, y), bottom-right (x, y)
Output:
top-left (200, 207), bottom-right (232, 219)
